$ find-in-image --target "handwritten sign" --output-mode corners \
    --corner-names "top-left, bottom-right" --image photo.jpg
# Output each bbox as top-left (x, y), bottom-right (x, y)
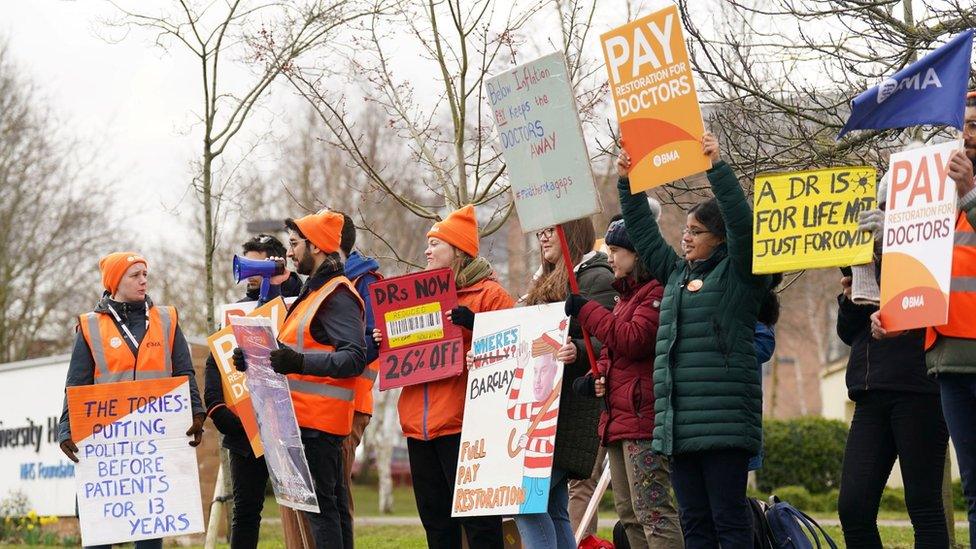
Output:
top-left (67, 377), bottom-right (204, 546)
top-left (752, 167), bottom-right (877, 273)
top-left (485, 52), bottom-right (601, 232)
top-left (207, 297), bottom-right (291, 457)
top-left (370, 268), bottom-right (465, 391)
top-left (452, 303), bottom-right (568, 518)
top-left (602, 3), bottom-right (709, 191)
top-left (880, 141), bottom-right (959, 331)
top-left (230, 316), bottom-right (319, 513)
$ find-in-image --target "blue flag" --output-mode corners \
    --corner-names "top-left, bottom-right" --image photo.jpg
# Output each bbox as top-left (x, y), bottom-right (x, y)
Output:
top-left (838, 29), bottom-right (974, 139)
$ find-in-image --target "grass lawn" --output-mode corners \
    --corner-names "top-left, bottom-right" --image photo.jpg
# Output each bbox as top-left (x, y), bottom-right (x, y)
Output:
top-left (3, 483), bottom-right (969, 548)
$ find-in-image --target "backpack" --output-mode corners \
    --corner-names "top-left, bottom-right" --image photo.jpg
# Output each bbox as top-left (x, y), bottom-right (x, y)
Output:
top-left (748, 497), bottom-right (775, 549)
top-left (765, 496), bottom-right (838, 549)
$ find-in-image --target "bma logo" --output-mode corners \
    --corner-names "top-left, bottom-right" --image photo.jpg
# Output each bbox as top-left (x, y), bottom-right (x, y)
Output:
top-left (902, 295), bottom-right (925, 310)
top-left (653, 150), bottom-right (680, 167)
top-left (877, 68), bottom-right (943, 104)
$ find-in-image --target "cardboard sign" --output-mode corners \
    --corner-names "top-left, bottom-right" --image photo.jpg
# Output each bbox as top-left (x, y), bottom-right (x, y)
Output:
top-left (752, 167), bottom-right (877, 273)
top-left (67, 377), bottom-right (204, 546)
top-left (452, 303), bottom-right (568, 518)
top-left (601, 3), bottom-right (709, 192)
top-left (230, 316), bottom-right (319, 513)
top-left (207, 297), bottom-right (291, 457)
top-left (880, 141), bottom-right (960, 331)
top-left (485, 52), bottom-right (601, 232)
top-left (370, 268), bottom-right (465, 390)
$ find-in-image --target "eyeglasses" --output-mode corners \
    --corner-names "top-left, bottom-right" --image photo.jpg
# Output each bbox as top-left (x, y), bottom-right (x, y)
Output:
top-left (682, 227), bottom-right (711, 237)
top-left (535, 227), bottom-right (556, 241)
top-left (964, 120), bottom-right (976, 136)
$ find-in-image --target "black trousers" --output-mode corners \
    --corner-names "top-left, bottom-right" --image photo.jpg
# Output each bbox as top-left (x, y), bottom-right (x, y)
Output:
top-left (228, 450), bottom-right (270, 549)
top-left (407, 433), bottom-right (504, 548)
top-left (838, 391), bottom-right (949, 548)
top-left (303, 433), bottom-right (353, 549)
top-left (671, 449), bottom-right (752, 549)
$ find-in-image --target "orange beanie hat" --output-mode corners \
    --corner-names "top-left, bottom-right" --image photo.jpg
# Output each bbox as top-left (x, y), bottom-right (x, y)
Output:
top-left (427, 204), bottom-right (479, 258)
top-left (291, 210), bottom-right (344, 254)
top-left (99, 252), bottom-right (148, 295)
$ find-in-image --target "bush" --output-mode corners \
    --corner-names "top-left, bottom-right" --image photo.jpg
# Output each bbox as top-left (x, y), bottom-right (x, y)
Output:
top-left (770, 485), bottom-right (813, 510)
top-left (952, 479), bottom-right (967, 512)
top-left (756, 417), bottom-right (847, 494)
top-left (812, 488), bottom-right (840, 513)
top-left (880, 487), bottom-right (906, 511)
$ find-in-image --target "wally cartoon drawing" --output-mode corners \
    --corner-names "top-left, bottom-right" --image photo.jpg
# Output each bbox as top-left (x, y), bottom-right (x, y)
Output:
top-left (506, 327), bottom-right (564, 513)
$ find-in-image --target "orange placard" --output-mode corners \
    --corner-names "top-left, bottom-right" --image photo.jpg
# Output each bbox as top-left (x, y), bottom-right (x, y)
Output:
top-left (66, 377), bottom-right (187, 443)
top-left (207, 297), bottom-right (290, 457)
top-left (601, 3), bottom-right (710, 191)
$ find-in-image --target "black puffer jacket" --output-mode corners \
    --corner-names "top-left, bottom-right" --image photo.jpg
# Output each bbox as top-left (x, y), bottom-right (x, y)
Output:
top-left (553, 252), bottom-right (617, 479)
top-left (836, 294), bottom-right (937, 400)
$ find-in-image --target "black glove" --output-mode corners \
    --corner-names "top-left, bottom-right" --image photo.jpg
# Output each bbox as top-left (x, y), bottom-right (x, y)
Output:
top-left (450, 306), bottom-right (475, 330)
top-left (572, 373), bottom-right (596, 397)
top-left (186, 413), bottom-right (206, 447)
top-left (269, 345), bottom-right (305, 375)
top-left (210, 406), bottom-right (245, 437)
top-left (565, 293), bottom-right (589, 317)
top-left (232, 348), bottom-right (247, 372)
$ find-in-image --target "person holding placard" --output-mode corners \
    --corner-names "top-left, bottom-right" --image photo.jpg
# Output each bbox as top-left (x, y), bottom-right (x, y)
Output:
top-left (204, 233), bottom-right (300, 549)
top-left (376, 205), bottom-right (513, 549)
top-left (567, 216), bottom-right (683, 549)
top-left (232, 210), bottom-right (366, 548)
top-left (872, 91), bottom-right (976, 545)
top-left (617, 133), bottom-right (770, 548)
top-left (871, 92), bottom-right (976, 544)
top-left (515, 218), bottom-right (616, 548)
top-left (57, 252), bottom-right (206, 549)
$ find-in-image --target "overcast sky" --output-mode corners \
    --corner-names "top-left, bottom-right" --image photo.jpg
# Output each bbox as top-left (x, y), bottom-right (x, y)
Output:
top-left (3, 0), bottom-right (673, 247)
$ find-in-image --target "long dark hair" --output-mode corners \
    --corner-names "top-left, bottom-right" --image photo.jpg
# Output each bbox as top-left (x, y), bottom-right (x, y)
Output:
top-left (757, 274), bottom-right (783, 326)
top-left (688, 198), bottom-right (726, 241)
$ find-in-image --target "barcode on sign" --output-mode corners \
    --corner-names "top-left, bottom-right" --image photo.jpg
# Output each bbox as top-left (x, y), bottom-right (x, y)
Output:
top-left (385, 302), bottom-right (444, 349)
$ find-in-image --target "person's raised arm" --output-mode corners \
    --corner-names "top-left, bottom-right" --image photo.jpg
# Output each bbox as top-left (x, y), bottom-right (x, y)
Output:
top-left (617, 148), bottom-right (679, 283)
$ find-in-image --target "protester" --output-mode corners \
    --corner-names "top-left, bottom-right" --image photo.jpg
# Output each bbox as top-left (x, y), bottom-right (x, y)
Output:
top-left (617, 133), bottom-right (769, 548)
top-left (233, 210), bottom-right (366, 548)
top-left (376, 205), bottom-right (513, 549)
top-left (513, 217), bottom-right (616, 548)
top-left (568, 215), bottom-right (684, 549)
top-left (337, 213), bottom-right (382, 518)
top-left (873, 91), bottom-right (976, 545)
top-left (837, 257), bottom-right (949, 547)
top-left (204, 234), bottom-right (301, 549)
top-left (58, 252), bottom-right (206, 549)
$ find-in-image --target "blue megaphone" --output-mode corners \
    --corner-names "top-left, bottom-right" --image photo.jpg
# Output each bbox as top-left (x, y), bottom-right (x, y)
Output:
top-left (233, 255), bottom-right (286, 304)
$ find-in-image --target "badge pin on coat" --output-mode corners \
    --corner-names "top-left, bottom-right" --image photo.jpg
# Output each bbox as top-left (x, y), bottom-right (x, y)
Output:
top-left (687, 279), bottom-right (703, 292)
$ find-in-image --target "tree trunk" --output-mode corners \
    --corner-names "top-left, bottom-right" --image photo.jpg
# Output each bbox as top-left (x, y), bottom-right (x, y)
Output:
top-left (374, 387), bottom-right (400, 514)
top-left (203, 151), bottom-right (217, 332)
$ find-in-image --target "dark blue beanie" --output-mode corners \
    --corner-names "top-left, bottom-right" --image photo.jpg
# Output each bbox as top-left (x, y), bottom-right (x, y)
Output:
top-left (605, 219), bottom-right (635, 252)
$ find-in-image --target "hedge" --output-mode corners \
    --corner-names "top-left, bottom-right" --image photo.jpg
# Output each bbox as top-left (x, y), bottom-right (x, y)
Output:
top-left (755, 417), bottom-right (847, 495)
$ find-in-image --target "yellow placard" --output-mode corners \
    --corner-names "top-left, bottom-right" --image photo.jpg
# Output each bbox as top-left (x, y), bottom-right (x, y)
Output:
top-left (385, 302), bottom-right (444, 349)
top-left (752, 167), bottom-right (877, 274)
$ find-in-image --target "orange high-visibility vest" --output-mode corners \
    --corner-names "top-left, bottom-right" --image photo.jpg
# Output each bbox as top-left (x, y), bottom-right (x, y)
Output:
top-left (350, 272), bottom-right (381, 415)
top-left (79, 305), bottom-right (177, 384)
top-left (926, 212), bottom-right (976, 348)
top-left (279, 276), bottom-right (364, 436)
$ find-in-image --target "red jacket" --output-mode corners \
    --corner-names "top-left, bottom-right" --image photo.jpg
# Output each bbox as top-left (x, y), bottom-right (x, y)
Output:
top-left (398, 277), bottom-right (515, 440)
top-left (577, 276), bottom-right (663, 444)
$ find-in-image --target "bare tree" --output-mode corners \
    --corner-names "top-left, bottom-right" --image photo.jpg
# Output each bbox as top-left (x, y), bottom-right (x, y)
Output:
top-left (675, 0), bottom-right (976, 191)
top-left (0, 42), bottom-right (121, 363)
top-left (105, 0), bottom-right (384, 331)
top-left (286, 0), bottom-right (572, 238)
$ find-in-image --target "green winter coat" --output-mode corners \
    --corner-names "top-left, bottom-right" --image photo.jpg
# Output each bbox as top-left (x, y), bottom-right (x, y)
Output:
top-left (619, 161), bottom-right (768, 456)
